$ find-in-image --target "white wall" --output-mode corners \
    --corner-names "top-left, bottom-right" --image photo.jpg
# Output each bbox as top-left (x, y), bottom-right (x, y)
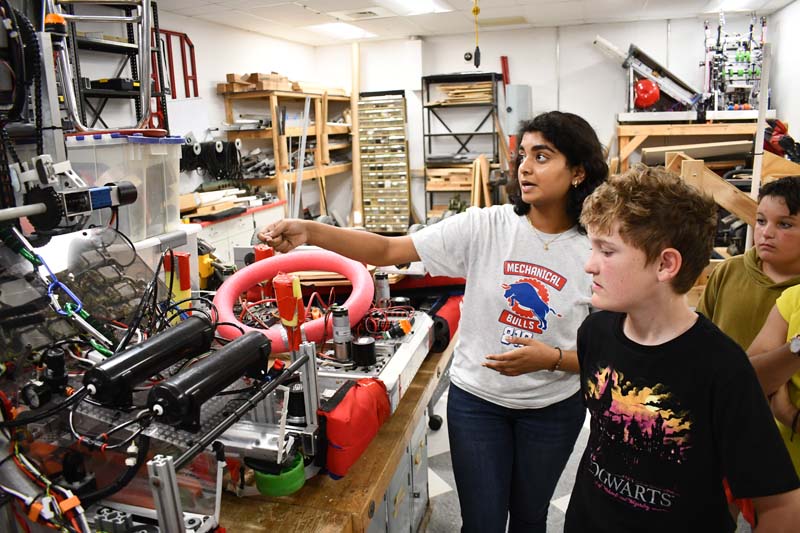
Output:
top-left (314, 14), bottom-right (759, 219)
top-left (77, 9), bottom-right (316, 136)
top-left (77, 8), bottom-right (796, 223)
top-left (769, 0), bottom-right (800, 132)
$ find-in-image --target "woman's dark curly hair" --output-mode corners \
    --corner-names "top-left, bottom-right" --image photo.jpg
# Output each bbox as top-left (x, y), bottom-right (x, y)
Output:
top-left (507, 111), bottom-right (608, 232)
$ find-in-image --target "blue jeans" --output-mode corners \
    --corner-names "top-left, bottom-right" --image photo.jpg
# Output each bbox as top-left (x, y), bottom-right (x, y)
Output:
top-left (447, 384), bottom-right (585, 533)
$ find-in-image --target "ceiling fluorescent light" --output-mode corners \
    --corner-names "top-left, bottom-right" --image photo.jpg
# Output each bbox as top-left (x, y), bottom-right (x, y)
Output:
top-left (306, 22), bottom-right (376, 40)
top-left (704, 0), bottom-right (766, 12)
top-left (376, 0), bottom-right (453, 17)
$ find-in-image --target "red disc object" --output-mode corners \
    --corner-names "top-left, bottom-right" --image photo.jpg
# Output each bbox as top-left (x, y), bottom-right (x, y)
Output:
top-left (634, 79), bottom-right (660, 108)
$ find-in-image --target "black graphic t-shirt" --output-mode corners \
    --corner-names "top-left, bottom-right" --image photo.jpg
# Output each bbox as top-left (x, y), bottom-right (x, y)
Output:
top-left (566, 311), bottom-right (799, 532)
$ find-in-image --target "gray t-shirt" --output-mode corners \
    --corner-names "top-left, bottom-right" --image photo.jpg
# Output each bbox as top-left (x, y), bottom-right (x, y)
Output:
top-left (411, 204), bottom-right (592, 409)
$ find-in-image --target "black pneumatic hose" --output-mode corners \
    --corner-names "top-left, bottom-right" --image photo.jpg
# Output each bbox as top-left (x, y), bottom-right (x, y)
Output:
top-left (80, 434), bottom-right (151, 506)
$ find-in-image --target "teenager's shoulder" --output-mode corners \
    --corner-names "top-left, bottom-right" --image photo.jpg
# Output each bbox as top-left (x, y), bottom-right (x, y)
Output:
top-left (691, 313), bottom-right (744, 351)
top-left (689, 313), bottom-right (753, 371)
top-left (707, 253), bottom-right (746, 280)
top-left (579, 310), bottom-right (620, 331)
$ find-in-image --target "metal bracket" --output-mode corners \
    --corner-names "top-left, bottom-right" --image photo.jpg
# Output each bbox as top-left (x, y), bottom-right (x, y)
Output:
top-left (147, 455), bottom-right (186, 533)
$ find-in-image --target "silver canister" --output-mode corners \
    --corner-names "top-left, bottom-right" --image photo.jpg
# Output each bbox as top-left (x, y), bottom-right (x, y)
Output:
top-left (374, 272), bottom-right (390, 308)
top-left (332, 306), bottom-right (352, 361)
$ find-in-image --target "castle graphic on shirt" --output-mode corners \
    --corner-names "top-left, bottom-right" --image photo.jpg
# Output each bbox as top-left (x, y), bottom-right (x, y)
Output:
top-left (498, 261), bottom-right (565, 342)
top-left (583, 364), bottom-right (694, 510)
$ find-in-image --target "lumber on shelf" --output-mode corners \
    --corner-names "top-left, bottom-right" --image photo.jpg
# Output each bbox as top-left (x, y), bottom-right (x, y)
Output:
top-left (217, 72), bottom-right (346, 96)
top-left (429, 82), bottom-right (493, 105)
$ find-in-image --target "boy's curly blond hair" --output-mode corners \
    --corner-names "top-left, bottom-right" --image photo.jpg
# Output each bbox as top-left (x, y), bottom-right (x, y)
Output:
top-left (580, 164), bottom-right (717, 294)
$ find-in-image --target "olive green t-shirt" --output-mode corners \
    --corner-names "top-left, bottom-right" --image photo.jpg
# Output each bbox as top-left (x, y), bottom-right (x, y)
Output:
top-left (696, 247), bottom-right (800, 349)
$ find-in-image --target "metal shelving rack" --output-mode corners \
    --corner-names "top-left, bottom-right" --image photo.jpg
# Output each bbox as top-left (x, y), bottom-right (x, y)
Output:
top-left (358, 90), bottom-right (411, 234)
top-left (67, 0), bottom-right (169, 131)
top-left (421, 72), bottom-right (502, 217)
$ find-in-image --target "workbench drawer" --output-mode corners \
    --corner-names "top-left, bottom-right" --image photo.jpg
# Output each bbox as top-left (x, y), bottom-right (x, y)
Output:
top-left (410, 417), bottom-right (429, 532)
top-left (387, 445), bottom-right (413, 533)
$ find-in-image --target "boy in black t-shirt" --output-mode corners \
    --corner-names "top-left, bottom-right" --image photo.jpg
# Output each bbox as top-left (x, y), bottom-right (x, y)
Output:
top-left (566, 165), bottom-right (800, 532)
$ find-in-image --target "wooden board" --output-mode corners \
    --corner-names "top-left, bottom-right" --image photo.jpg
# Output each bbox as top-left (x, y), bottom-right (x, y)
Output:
top-left (480, 155), bottom-right (491, 207)
top-left (470, 158), bottom-right (481, 206)
top-left (667, 152), bottom-right (756, 226)
top-left (642, 140), bottom-right (753, 165)
top-left (425, 167), bottom-right (472, 177)
top-left (493, 113), bottom-right (511, 173)
top-left (761, 151), bottom-right (800, 182)
top-left (194, 201), bottom-right (236, 216)
top-left (220, 498), bottom-right (353, 533)
top-left (618, 123), bottom-right (758, 136)
top-left (179, 193), bottom-right (200, 213)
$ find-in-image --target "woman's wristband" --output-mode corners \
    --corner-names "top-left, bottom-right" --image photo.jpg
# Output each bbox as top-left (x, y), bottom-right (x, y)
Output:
top-left (549, 347), bottom-right (563, 372)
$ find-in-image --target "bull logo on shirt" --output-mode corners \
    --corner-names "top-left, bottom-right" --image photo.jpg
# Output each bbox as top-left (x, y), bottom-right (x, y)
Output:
top-left (498, 262), bottom-right (566, 339)
top-left (502, 279), bottom-right (557, 330)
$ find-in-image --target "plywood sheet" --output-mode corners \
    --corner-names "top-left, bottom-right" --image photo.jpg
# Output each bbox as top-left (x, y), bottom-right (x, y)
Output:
top-left (642, 140), bottom-right (752, 165)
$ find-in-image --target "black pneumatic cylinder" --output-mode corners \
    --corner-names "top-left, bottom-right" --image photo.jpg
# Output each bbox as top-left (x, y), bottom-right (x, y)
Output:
top-left (113, 181), bottom-right (139, 206)
top-left (148, 331), bottom-right (271, 432)
top-left (83, 316), bottom-right (215, 407)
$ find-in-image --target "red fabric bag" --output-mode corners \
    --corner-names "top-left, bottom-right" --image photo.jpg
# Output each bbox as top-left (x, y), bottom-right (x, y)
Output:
top-left (318, 378), bottom-right (391, 478)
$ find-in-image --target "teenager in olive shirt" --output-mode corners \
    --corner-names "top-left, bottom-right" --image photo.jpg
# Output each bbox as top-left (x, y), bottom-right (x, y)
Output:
top-left (697, 176), bottom-right (800, 349)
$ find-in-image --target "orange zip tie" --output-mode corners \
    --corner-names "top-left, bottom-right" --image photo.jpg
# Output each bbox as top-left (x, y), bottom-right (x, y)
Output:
top-left (58, 495), bottom-right (81, 513)
top-left (28, 501), bottom-right (42, 522)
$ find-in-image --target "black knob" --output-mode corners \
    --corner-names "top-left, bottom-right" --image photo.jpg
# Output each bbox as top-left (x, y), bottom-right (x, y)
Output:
top-left (352, 337), bottom-right (376, 367)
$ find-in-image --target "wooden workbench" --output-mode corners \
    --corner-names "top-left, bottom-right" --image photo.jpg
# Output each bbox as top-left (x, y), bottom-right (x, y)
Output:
top-left (618, 122), bottom-right (758, 171)
top-left (220, 332), bottom-right (458, 533)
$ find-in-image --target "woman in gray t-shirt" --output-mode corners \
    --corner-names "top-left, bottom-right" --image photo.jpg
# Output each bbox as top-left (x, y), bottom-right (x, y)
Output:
top-left (260, 111), bottom-right (608, 533)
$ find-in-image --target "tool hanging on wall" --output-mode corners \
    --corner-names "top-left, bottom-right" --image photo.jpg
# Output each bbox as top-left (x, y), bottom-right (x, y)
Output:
top-left (472, 0), bottom-right (481, 68)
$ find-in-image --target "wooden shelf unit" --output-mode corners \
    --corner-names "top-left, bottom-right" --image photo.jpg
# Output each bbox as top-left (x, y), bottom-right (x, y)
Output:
top-left (221, 89), bottom-right (353, 214)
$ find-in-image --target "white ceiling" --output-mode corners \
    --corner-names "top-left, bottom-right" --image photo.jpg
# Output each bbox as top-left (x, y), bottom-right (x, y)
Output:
top-left (155, 0), bottom-right (795, 46)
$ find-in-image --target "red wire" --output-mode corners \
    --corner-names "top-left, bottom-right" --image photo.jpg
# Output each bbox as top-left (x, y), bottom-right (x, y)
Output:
top-left (12, 502), bottom-right (32, 533)
top-left (13, 453), bottom-right (83, 532)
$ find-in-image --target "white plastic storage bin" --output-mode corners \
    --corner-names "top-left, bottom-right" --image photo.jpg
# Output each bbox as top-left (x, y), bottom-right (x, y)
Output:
top-left (134, 224), bottom-right (202, 291)
top-left (66, 133), bottom-right (184, 243)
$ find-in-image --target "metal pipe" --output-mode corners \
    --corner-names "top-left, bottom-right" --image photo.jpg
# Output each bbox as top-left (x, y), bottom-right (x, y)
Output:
top-left (746, 42), bottom-right (771, 250)
top-left (60, 13), bottom-right (141, 22)
top-left (555, 26), bottom-right (561, 110)
top-left (135, 0), bottom-right (152, 129)
top-left (0, 204), bottom-right (47, 223)
top-left (48, 0), bottom-right (153, 131)
top-left (666, 19), bottom-right (671, 68)
top-left (291, 96), bottom-right (312, 219)
top-left (174, 354), bottom-right (309, 471)
top-left (56, 0), bottom-right (142, 4)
